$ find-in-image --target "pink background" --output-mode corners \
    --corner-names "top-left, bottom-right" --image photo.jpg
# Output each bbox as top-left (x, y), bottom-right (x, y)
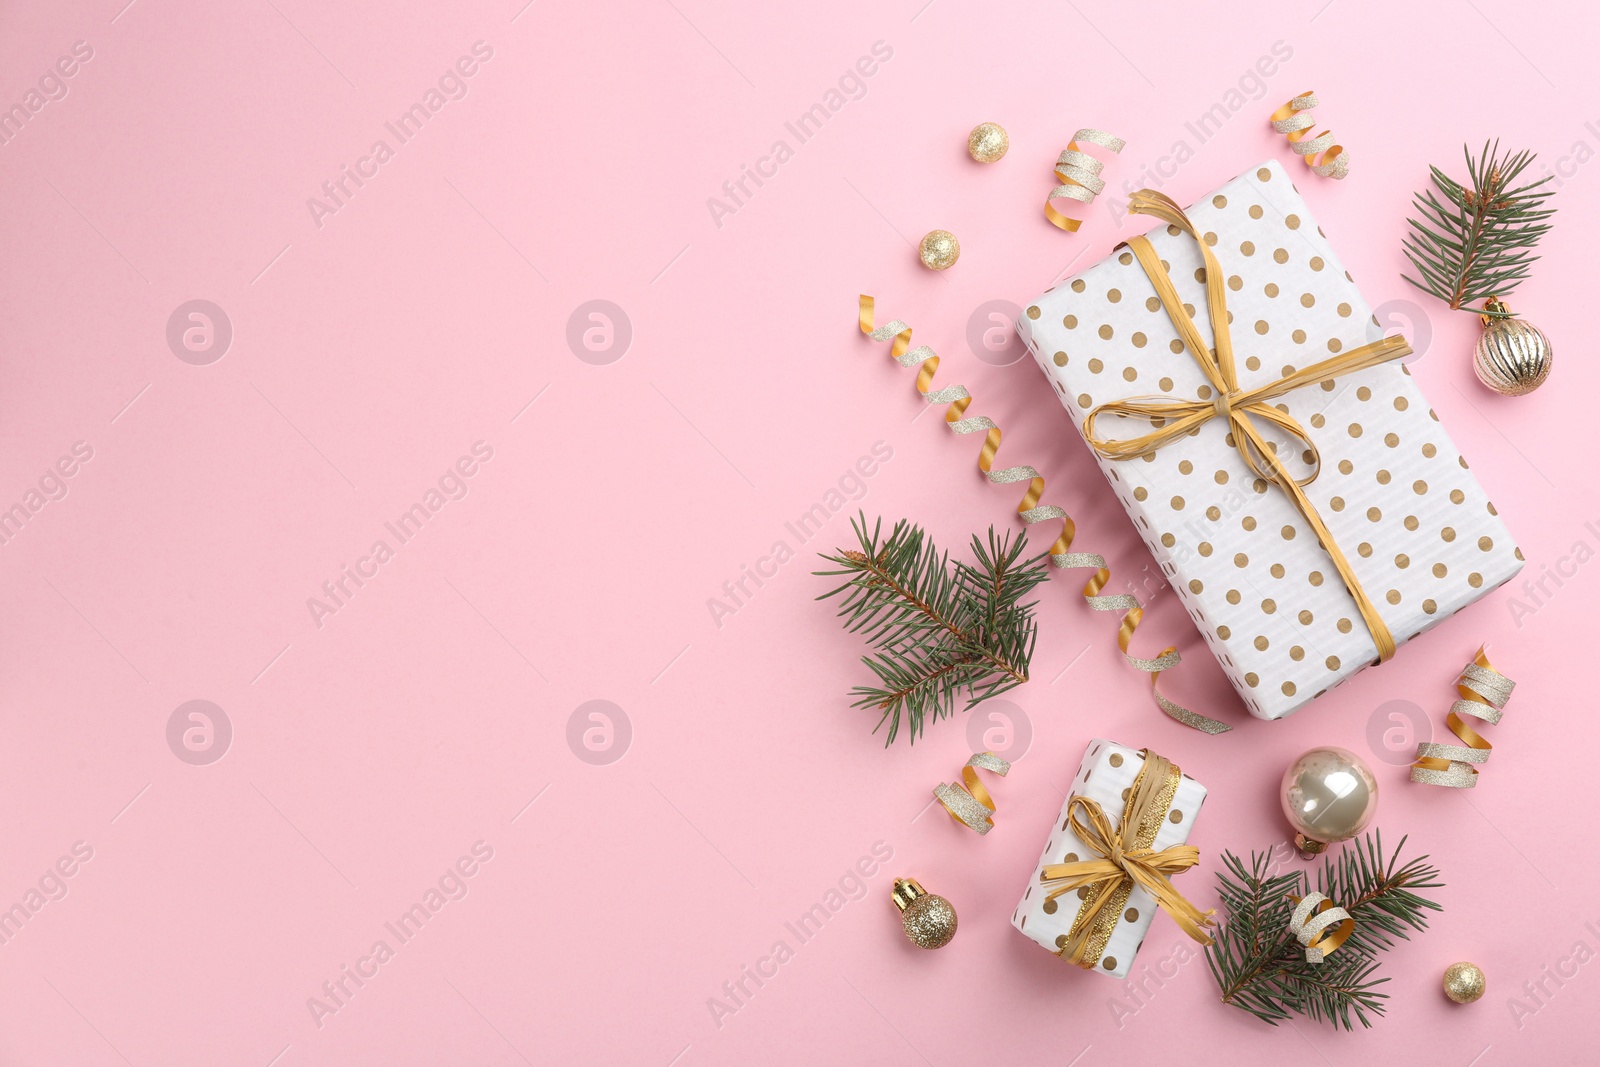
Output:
top-left (1, 0), bottom-right (1595, 1063)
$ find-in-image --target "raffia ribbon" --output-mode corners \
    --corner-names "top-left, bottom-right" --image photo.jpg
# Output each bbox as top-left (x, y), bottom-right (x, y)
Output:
top-left (1410, 646), bottom-right (1515, 788)
top-left (1038, 751), bottom-right (1214, 968)
top-left (1083, 189), bottom-right (1413, 664)
top-left (1287, 892), bottom-right (1354, 964)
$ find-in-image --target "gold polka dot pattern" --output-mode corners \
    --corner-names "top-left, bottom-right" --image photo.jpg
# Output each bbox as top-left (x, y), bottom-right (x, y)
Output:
top-left (1013, 159), bottom-right (1524, 720)
top-left (1011, 740), bottom-right (1208, 979)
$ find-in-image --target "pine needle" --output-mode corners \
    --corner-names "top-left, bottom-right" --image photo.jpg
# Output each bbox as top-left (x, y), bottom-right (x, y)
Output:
top-left (815, 514), bottom-right (1047, 746)
top-left (1402, 140), bottom-right (1557, 312)
top-left (1206, 832), bottom-right (1443, 1030)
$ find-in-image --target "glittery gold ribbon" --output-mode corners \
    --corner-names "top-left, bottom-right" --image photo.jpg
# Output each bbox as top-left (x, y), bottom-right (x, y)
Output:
top-left (1410, 646), bottom-right (1516, 788)
top-left (1045, 129), bottom-right (1125, 232)
top-left (857, 295), bottom-right (1231, 734)
top-left (1038, 751), bottom-right (1214, 968)
top-left (933, 751), bottom-right (1011, 834)
top-left (1083, 190), bottom-right (1413, 663)
top-left (1286, 892), bottom-right (1354, 964)
top-left (1269, 92), bottom-right (1349, 179)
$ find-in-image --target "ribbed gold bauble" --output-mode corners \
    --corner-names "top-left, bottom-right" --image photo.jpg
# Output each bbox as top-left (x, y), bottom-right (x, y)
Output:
top-left (1473, 299), bottom-right (1552, 396)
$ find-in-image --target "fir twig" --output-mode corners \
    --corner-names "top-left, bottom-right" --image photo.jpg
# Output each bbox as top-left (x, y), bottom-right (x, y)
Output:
top-left (815, 514), bottom-right (1047, 746)
top-left (1206, 832), bottom-right (1443, 1030)
top-left (1402, 140), bottom-right (1556, 313)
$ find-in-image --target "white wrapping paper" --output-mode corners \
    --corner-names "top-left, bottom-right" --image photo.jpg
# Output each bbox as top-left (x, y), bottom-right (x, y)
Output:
top-left (1011, 739), bottom-right (1206, 979)
top-left (1016, 159), bottom-right (1523, 719)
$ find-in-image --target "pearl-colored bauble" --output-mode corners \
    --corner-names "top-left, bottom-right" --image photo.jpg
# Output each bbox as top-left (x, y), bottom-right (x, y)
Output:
top-left (967, 122), bottom-right (1009, 163)
top-left (1280, 746), bottom-right (1379, 856)
top-left (918, 230), bottom-right (960, 271)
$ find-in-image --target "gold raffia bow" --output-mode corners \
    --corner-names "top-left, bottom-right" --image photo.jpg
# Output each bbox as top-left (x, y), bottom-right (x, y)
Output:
top-left (933, 751), bottom-right (1011, 834)
top-left (856, 296), bottom-right (1231, 734)
top-left (1038, 751), bottom-right (1214, 968)
top-left (1269, 92), bottom-right (1349, 179)
top-left (1083, 189), bottom-right (1413, 664)
top-left (1045, 129), bottom-right (1125, 232)
top-left (1286, 892), bottom-right (1354, 964)
top-left (1410, 646), bottom-right (1516, 788)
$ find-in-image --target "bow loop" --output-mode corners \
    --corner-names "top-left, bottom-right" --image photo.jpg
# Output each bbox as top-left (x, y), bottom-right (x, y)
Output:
top-left (1079, 190), bottom-right (1414, 663)
top-left (1037, 752), bottom-right (1214, 969)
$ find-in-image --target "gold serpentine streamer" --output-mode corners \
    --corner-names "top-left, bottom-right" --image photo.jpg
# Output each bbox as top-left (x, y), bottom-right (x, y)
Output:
top-left (1038, 751), bottom-right (1215, 968)
top-left (1269, 92), bottom-right (1349, 179)
top-left (1045, 129), bottom-right (1125, 232)
top-left (1286, 892), bottom-right (1354, 965)
top-left (1409, 647), bottom-right (1515, 788)
top-left (857, 295), bottom-right (1231, 734)
top-left (932, 751), bottom-right (1010, 834)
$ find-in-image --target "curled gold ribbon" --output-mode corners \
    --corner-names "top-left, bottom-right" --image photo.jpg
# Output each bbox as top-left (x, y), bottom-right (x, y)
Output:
top-left (1038, 751), bottom-right (1214, 968)
top-left (933, 751), bottom-right (1011, 834)
top-left (1287, 892), bottom-right (1354, 964)
top-left (1269, 92), bottom-right (1349, 179)
top-left (1410, 646), bottom-right (1515, 788)
top-left (857, 295), bottom-right (1230, 734)
top-left (1045, 129), bottom-right (1125, 232)
top-left (1083, 190), bottom-right (1412, 664)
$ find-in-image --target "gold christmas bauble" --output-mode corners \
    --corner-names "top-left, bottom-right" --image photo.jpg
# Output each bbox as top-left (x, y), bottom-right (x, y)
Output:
top-left (891, 877), bottom-right (957, 949)
top-left (1443, 961), bottom-right (1487, 1003)
top-left (967, 122), bottom-right (1009, 163)
top-left (1473, 300), bottom-right (1552, 396)
top-left (918, 230), bottom-right (960, 271)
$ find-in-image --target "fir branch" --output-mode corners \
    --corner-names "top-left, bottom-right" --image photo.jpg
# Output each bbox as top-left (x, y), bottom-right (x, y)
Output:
top-left (1315, 832), bottom-right (1442, 957)
top-left (1206, 832), bottom-right (1443, 1030)
top-left (815, 514), bottom-right (1047, 746)
top-left (1403, 140), bottom-right (1557, 312)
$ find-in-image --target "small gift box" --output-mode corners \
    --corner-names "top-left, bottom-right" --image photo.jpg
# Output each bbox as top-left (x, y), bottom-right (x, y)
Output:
top-left (1011, 740), bottom-right (1210, 979)
top-left (1016, 159), bottom-right (1523, 720)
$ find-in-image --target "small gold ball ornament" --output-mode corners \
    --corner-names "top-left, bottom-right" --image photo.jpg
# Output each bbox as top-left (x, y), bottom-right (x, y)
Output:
top-left (918, 230), bottom-right (960, 271)
top-left (890, 877), bottom-right (957, 949)
top-left (1474, 298), bottom-right (1552, 396)
top-left (967, 122), bottom-right (1009, 163)
top-left (1443, 961), bottom-right (1487, 1003)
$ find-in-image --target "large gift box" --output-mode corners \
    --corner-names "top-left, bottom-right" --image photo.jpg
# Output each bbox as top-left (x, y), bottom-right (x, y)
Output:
top-left (1015, 159), bottom-right (1523, 720)
top-left (1011, 740), bottom-right (1209, 978)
